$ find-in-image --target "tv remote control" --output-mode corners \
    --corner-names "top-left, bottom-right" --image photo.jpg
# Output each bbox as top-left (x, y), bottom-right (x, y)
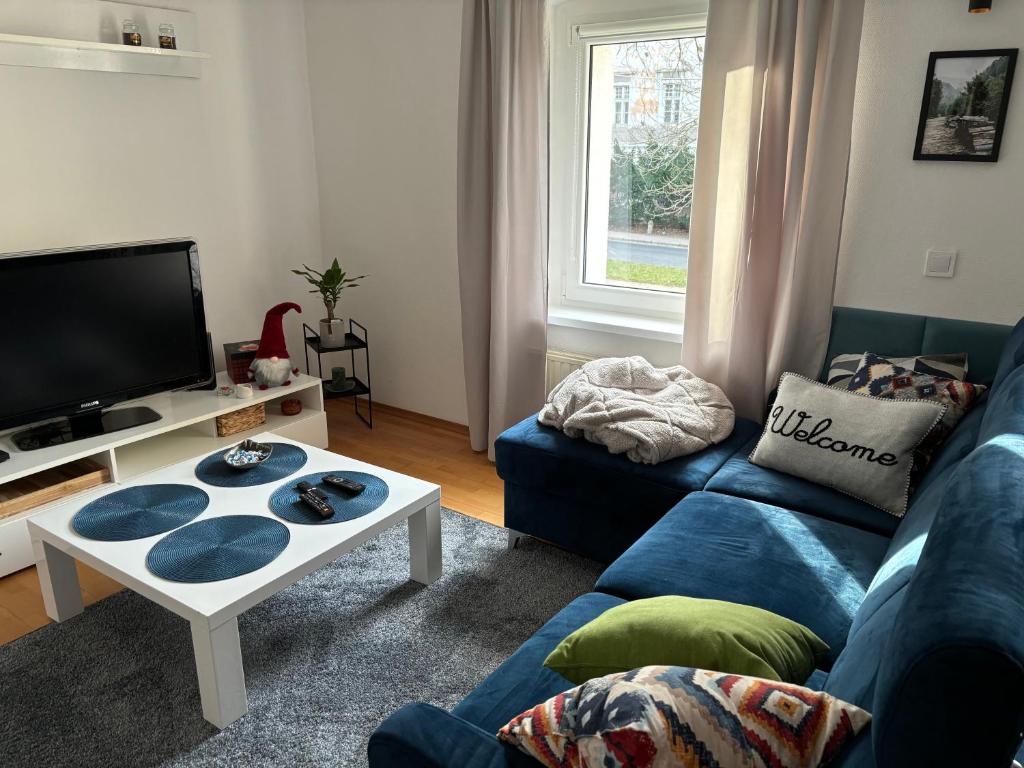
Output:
top-left (296, 482), bottom-right (328, 501)
top-left (322, 475), bottom-right (365, 495)
top-left (296, 481), bottom-right (335, 518)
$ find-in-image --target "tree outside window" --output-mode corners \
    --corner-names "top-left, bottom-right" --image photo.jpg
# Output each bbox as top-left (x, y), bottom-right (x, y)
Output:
top-left (583, 36), bottom-right (704, 293)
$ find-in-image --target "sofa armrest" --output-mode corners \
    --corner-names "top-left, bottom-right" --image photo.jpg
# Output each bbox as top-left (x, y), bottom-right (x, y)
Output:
top-left (368, 702), bottom-right (537, 768)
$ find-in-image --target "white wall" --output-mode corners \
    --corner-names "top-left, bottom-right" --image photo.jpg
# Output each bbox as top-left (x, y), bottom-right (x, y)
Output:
top-left (0, 0), bottom-right (323, 369)
top-left (836, 0), bottom-right (1024, 326)
top-left (303, 0), bottom-right (468, 424)
top-left (302, 0), bottom-right (686, 420)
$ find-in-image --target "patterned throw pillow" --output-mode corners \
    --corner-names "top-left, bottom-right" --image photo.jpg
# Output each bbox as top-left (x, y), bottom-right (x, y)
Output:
top-left (826, 352), bottom-right (967, 388)
top-left (847, 352), bottom-right (986, 446)
top-left (498, 666), bottom-right (871, 768)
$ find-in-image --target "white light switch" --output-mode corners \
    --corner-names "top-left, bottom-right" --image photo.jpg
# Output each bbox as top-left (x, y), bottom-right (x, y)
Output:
top-left (924, 248), bottom-right (957, 278)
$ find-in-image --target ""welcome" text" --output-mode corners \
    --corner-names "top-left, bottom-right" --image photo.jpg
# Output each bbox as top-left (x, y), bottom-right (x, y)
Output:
top-left (768, 405), bottom-right (898, 466)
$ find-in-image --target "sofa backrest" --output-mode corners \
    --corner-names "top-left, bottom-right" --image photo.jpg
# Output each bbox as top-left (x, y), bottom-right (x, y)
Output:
top-left (990, 314), bottom-right (1024, 392)
top-left (824, 315), bottom-right (1024, 768)
top-left (819, 306), bottom-right (1014, 385)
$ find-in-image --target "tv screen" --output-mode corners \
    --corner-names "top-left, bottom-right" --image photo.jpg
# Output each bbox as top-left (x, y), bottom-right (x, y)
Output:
top-left (0, 240), bottom-right (211, 436)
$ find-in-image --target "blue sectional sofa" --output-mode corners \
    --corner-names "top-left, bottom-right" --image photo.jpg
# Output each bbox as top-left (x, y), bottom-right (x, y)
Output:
top-left (369, 308), bottom-right (1024, 768)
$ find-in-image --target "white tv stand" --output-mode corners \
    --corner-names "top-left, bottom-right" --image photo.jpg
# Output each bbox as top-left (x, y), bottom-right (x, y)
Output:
top-left (0, 373), bottom-right (327, 577)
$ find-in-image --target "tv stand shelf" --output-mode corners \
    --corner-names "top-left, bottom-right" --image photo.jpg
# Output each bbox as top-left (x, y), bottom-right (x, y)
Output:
top-left (0, 372), bottom-right (327, 577)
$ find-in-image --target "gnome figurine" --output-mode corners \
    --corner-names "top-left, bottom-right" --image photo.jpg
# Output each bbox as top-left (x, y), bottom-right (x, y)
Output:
top-left (249, 302), bottom-right (302, 389)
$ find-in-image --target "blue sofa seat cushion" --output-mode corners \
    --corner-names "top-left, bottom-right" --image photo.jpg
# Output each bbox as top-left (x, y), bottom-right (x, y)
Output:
top-left (452, 591), bottom-right (626, 735)
top-left (595, 492), bottom-right (890, 667)
top-left (368, 702), bottom-right (537, 768)
top-left (704, 435), bottom-right (900, 536)
top-left (496, 414), bottom-right (760, 511)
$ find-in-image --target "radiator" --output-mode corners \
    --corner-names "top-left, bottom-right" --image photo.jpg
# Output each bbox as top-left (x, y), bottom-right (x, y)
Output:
top-left (545, 349), bottom-right (595, 393)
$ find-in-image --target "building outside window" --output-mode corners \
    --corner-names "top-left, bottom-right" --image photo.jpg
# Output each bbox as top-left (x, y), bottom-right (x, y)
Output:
top-left (662, 80), bottom-right (683, 125)
top-left (614, 83), bottom-right (630, 125)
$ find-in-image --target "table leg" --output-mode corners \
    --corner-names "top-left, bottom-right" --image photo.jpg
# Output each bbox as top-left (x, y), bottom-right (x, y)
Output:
top-left (408, 499), bottom-right (442, 585)
top-left (190, 616), bottom-right (248, 729)
top-left (34, 539), bottom-right (84, 622)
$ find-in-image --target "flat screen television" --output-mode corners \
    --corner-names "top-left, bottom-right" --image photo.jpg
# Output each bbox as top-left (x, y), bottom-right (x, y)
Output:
top-left (0, 239), bottom-right (212, 450)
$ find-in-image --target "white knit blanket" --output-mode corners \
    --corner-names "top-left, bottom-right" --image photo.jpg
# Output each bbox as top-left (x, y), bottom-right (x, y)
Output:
top-left (538, 356), bottom-right (735, 465)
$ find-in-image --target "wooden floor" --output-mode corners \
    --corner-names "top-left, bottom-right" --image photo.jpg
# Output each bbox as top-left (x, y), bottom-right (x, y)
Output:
top-left (326, 400), bottom-right (503, 527)
top-left (0, 400), bottom-right (503, 646)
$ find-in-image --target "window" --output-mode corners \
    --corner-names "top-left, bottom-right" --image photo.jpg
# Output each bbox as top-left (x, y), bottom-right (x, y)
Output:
top-left (550, 11), bottom-right (706, 321)
top-left (614, 84), bottom-right (630, 125)
top-left (662, 80), bottom-right (682, 124)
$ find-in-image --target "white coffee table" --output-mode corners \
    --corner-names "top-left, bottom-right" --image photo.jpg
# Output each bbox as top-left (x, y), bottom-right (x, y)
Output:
top-left (26, 433), bottom-right (441, 729)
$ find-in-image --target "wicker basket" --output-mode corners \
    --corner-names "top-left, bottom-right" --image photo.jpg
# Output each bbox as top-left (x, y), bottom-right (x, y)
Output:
top-left (216, 403), bottom-right (266, 437)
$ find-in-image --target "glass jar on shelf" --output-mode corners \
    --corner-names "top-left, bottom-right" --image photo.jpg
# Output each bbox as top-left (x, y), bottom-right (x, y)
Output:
top-left (158, 23), bottom-right (176, 50)
top-left (122, 19), bottom-right (142, 46)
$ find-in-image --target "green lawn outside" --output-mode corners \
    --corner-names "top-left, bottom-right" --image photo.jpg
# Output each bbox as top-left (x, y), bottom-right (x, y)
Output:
top-left (606, 259), bottom-right (687, 290)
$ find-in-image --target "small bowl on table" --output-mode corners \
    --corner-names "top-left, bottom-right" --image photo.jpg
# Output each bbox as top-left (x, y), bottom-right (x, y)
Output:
top-left (223, 439), bottom-right (273, 470)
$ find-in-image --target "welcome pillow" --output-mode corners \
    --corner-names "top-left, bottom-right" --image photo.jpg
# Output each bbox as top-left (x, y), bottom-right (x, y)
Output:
top-left (498, 666), bottom-right (871, 768)
top-left (749, 373), bottom-right (945, 516)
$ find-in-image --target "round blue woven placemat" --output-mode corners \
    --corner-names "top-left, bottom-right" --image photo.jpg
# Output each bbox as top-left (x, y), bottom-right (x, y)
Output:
top-left (72, 484), bottom-right (210, 541)
top-left (146, 515), bottom-right (290, 583)
top-left (268, 471), bottom-right (389, 525)
top-left (194, 443), bottom-right (308, 487)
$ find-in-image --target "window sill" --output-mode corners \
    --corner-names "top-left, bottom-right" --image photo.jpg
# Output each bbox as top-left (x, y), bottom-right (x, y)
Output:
top-left (548, 306), bottom-right (683, 343)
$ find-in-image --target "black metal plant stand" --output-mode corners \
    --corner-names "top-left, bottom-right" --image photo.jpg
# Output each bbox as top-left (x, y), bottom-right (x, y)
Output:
top-left (302, 319), bottom-right (373, 428)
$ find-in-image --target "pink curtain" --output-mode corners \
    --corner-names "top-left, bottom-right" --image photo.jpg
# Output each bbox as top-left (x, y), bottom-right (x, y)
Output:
top-left (457, 0), bottom-right (549, 458)
top-left (682, 0), bottom-right (866, 420)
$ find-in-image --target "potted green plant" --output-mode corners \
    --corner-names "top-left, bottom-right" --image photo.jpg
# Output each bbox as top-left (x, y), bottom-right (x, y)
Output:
top-left (291, 259), bottom-right (366, 349)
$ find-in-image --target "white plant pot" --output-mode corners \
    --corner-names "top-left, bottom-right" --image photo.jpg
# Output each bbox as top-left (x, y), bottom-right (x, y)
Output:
top-left (319, 317), bottom-right (346, 348)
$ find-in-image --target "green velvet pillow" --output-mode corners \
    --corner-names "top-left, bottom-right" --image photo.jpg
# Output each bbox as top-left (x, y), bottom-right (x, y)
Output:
top-left (543, 595), bottom-right (829, 684)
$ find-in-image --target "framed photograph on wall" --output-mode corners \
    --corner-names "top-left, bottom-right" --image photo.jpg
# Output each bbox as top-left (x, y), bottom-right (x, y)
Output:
top-left (913, 48), bottom-right (1017, 162)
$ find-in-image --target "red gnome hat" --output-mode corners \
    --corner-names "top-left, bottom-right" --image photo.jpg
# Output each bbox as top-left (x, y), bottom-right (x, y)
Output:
top-left (254, 302), bottom-right (301, 359)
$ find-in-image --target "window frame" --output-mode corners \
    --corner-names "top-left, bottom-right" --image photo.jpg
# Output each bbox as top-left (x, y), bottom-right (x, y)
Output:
top-left (549, 11), bottom-right (707, 321)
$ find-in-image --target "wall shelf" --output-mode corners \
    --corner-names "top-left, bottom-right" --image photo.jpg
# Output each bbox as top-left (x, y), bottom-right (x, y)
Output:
top-left (0, 32), bottom-right (210, 77)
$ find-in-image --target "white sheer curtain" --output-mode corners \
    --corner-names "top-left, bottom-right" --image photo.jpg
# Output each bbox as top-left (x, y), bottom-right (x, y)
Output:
top-left (457, 0), bottom-right (549, 458)
top-left (682, 0), bottom-right (866, 420)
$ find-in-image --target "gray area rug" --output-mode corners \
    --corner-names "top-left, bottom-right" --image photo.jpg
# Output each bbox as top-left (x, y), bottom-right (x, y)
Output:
top-left (0, 509), bottom-right (602, 767)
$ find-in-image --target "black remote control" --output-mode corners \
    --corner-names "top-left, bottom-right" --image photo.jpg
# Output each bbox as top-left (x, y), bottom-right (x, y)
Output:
top-left (296, 481), bottom-right (335, 518)
top-left (322, 475), bottom-right (365, 495)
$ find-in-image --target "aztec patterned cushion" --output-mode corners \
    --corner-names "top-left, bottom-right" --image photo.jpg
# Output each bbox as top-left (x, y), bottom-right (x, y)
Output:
top-left (498, 665), bottom-right (871, 768)
top-left (846, 352), bottom-right (987, 472)
top-left (826, 351), bottom-right (967, 388)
